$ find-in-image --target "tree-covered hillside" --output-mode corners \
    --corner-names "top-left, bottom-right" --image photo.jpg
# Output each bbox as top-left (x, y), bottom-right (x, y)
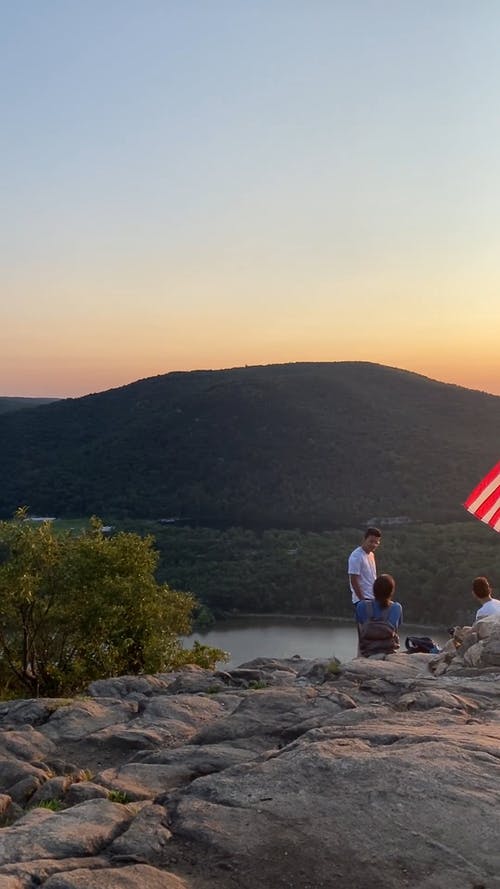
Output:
top-left (0, 397), bottom-right (59, 415)
top-left (0, 362), bottom-right (499, 526)
top-left (118, 519), bottom-right (500, 627)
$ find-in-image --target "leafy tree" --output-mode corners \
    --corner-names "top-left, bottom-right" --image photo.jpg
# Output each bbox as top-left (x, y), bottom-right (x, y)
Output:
top-left (0, 510), bottom-right (227, 697)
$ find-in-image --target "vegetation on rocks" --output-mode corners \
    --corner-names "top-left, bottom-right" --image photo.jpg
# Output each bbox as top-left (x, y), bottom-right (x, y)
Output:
top-left (0, 511), bottom-right (227, 697)
top-left (107, 790), bottom-right (132, 804)
top-left (32, 799), bottom-right (64, 811)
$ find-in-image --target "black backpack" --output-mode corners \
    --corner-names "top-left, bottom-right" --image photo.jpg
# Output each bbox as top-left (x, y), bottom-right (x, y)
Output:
top-left (405, 636), bottom-right (440, 654)
top-left (358, 601), bottom-right (399, 656)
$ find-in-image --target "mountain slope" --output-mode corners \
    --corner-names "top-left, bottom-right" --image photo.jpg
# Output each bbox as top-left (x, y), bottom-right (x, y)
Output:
top-left (0, 397), bottom-right (59, 415)
top-left (0, 362), bottom-right (499, 526)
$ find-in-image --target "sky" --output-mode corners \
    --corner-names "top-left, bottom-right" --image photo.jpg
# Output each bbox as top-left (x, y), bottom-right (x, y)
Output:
top-left (2, 1), bottom-right (500, 398)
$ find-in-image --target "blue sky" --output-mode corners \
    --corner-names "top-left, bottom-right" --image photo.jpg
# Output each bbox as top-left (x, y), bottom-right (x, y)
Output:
top-left (2, 1), bottom-right (500, 396)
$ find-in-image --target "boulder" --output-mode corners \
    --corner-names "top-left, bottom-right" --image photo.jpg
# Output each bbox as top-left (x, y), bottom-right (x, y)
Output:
top-left (431, 620), bottom-right (500, 674)
top-left (0, 699), bottom-right (67, 729)
top-left (89, 676), bottom-right (172, 699)
top-left (43, 864), bottom-right (189, 889)
top-left (190, 685), bottom-right (346, 746)
top-left (97, 744), bottom-right (256, 800)
top-left (479, 635), bottom-right (500, 667)
top-left (108, 803), bottom-right (172, 864)
top-left (0, 857), bottom-right (110, 883)
top-left (0, 876), bottom-right (23, 888)
top-left (29, 775), bottom-right (71, 805)
top-left (171, 714), bottom-right (500, 888)
top-left (41, 700), bottom-right (139, 743)
top-left (87, 694), bottom-right (229, 752)
top-left (0, 800), bottom-right (132, 864)
top-left (1, 656), bottom-right (500, 888)
top-left (0, 796), bottom-right (22, 828)
top-left (0, 727), bottom-right (56, 762)
top-left (0, 757), bottom-right (50, 790)
top-left (63, 782), bottom-right (110, 806)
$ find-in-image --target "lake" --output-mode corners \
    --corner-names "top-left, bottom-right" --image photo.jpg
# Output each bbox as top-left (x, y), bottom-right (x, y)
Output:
top-left (185, 616), bottom-right (450, 668)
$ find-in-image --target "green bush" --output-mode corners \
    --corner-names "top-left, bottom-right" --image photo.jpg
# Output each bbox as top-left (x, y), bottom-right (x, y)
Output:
top-left (0, 510), bottom-right (228, 697)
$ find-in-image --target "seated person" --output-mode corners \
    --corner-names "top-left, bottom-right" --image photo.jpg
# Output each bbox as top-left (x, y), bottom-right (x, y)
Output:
top-left (356, 574), bottom-right (403, 657)
top-left (472, 576), bottom-right (500, 621)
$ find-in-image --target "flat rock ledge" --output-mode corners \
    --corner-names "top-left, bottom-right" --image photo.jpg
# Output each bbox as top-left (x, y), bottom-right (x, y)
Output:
top-left (1, 652), bottom-right (500, 889)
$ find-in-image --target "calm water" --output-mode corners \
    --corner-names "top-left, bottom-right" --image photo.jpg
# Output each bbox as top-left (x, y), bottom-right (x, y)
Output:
top-left (185, 617), bottom-right (450, 669)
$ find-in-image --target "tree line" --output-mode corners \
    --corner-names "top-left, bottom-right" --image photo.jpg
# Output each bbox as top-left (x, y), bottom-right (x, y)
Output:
top-left (2, 511), bottom-right (497, 699)
top-left (118, 519), bottom-right (500, 628)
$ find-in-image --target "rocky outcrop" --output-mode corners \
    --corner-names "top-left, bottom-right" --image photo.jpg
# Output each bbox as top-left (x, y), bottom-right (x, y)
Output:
top-left (1, 654), bottom-right (500, 888)
top-left (430, 615), bottom-right (500, 675)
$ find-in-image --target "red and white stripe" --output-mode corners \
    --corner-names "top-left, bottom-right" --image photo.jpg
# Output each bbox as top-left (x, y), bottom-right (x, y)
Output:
top-left (464, 461), bottom-right (500, 532)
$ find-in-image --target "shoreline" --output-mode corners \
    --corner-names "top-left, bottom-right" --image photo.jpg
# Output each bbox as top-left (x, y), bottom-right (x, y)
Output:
top-left (212, 612), bottom-right (448, 632)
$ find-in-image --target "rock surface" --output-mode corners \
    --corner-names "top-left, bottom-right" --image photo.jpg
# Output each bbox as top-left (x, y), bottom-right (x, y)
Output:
top-left (1, 650), bottom-right (500, 888)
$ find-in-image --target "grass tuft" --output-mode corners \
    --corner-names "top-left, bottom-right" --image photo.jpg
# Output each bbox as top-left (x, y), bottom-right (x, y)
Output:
top-left (108, 790), bottom-right (132, 804)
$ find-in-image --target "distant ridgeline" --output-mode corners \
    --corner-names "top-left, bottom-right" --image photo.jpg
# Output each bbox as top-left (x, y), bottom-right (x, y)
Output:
top-left (0, 362), bottom-right (499, 527)
top-left (0, 397), bottom-right (59, 416)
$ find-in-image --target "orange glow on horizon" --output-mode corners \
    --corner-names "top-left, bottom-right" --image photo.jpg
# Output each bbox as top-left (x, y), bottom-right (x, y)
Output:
top-left (3, 352), bottom-right (500, 400)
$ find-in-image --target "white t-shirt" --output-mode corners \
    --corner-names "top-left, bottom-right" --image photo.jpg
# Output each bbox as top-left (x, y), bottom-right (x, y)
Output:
top-left (348, 546), bottom-right (376, 604)
top-left (475, 598), bottom-right (500, 621)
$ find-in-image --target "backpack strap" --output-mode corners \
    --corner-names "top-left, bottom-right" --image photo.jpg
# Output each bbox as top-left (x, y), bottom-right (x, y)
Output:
top-left (381, 604), bottom-right (398, 628)
top-left (369, 602), bottom-right (397, 630)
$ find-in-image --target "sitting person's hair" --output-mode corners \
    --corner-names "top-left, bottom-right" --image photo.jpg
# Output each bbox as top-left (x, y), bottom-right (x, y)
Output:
top-left (373, 573), bottom-right (395, 607)
top-left (472, 576), bottom-right (492, 600)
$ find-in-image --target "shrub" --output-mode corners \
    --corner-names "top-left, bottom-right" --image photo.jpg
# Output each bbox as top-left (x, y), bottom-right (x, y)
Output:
top-left (0, 510), bottom-right (228, 697)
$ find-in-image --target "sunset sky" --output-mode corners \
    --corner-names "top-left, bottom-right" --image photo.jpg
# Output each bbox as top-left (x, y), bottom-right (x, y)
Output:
top-left (3, 1), bottom-right (500, 398)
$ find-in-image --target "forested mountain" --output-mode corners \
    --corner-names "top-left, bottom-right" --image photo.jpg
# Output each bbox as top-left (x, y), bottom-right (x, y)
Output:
top-left (0, 362), bottom-right (499, 526)
top-left (0, 397), bottom-right (59, 415)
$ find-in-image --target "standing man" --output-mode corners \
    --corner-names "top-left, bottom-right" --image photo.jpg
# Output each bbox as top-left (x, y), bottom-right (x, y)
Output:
top-left (348, 527), bottom-right (381, 605)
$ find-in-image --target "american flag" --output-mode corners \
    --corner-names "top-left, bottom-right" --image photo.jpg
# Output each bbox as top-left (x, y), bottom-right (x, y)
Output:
top-left (464, 461), bottom-right (500, 532)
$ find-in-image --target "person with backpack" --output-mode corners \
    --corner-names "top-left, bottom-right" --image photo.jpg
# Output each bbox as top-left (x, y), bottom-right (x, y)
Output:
top-left (356, 573), bottom-right (403, 657)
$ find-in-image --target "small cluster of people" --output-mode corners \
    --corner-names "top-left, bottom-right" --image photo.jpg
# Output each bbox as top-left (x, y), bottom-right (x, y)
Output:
top-left (348, 527), bottom-right (500, 658)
